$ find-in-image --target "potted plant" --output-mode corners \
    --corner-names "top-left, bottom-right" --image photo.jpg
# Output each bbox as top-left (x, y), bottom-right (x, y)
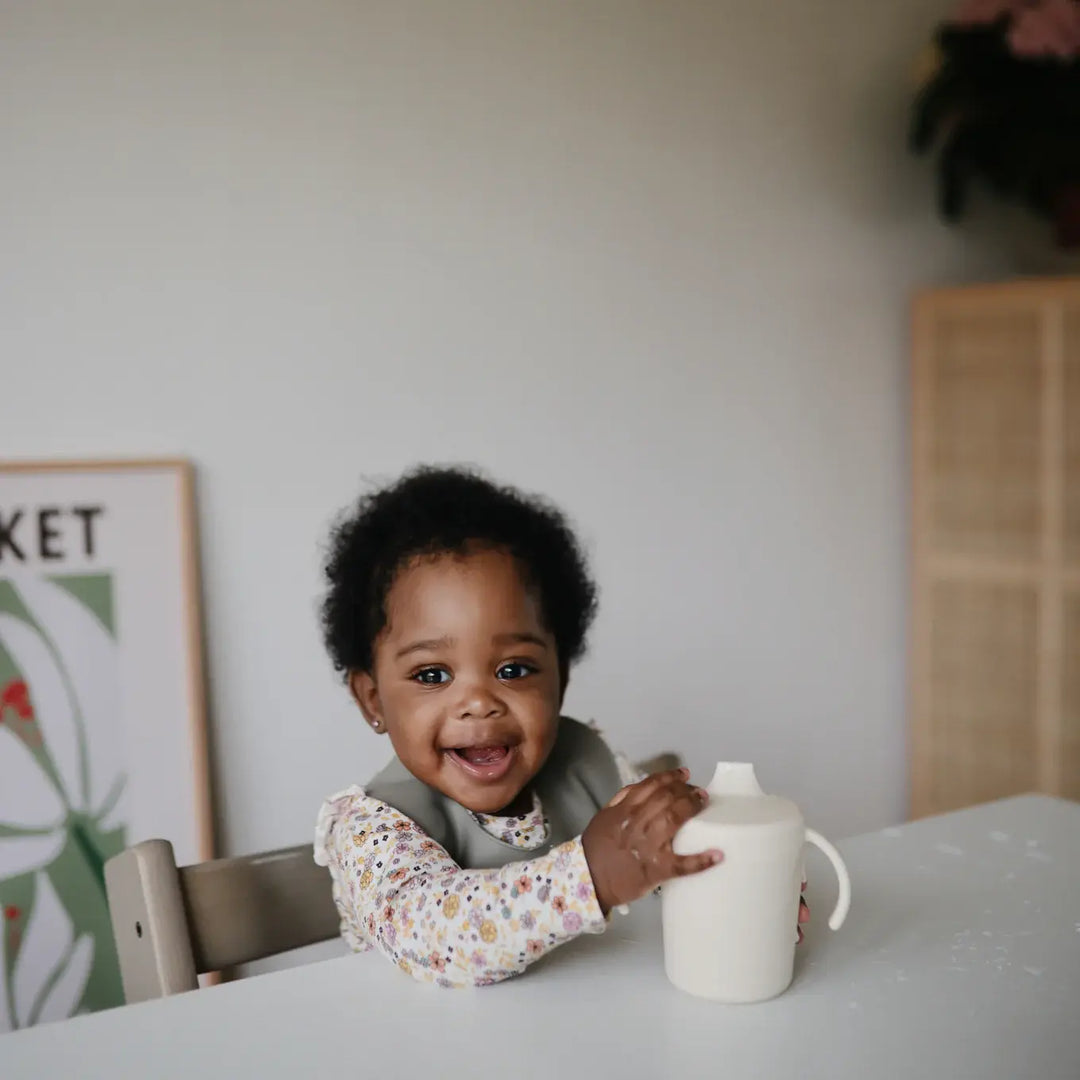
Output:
top-left (911, 0), bottom-right (1080, 247)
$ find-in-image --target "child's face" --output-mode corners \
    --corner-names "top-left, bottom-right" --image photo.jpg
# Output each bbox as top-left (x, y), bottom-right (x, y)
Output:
top-left (350, 547), bottom-right (563, 815)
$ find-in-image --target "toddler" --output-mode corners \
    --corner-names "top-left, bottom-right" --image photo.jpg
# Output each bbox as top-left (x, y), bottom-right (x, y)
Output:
top-left (314, 467), bottom-right (770, 987)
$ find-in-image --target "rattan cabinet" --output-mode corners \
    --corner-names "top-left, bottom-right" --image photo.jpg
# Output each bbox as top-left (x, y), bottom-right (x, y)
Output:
top-left (911, 279), bottom-right (1080, 817)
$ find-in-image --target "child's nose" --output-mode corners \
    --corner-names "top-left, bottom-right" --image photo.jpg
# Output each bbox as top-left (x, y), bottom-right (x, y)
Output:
top-left (453, 680), bottom-right (504, 720)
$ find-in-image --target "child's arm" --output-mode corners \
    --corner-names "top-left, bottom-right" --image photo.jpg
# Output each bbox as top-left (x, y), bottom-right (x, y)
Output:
top-left (315, 788), bottom-right (606, 988)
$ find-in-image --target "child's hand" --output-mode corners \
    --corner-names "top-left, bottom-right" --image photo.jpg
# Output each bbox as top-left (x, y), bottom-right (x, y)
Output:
top-left (581, 767), bottom-right (722, 915)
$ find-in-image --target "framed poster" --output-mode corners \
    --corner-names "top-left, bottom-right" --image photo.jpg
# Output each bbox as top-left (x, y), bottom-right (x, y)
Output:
top-left (0, 460), bottom-right (212, 1031)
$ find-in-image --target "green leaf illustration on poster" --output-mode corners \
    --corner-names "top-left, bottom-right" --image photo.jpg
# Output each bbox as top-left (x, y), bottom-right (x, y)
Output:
top-left (0, 574), bottom-right (127, 1030)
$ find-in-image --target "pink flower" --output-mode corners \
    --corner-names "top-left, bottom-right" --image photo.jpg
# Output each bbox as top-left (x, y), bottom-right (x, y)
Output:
top-left (562, 911), bottom-right (583, 934)
top-left (1008, 0), bottom-right (1080, 58)
top-left (951, 0), bottom-right (1032, 27)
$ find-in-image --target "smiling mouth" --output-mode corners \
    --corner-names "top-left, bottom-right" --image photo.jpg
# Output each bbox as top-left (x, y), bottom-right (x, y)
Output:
top-left (445, 744), bottom-right (517, 782)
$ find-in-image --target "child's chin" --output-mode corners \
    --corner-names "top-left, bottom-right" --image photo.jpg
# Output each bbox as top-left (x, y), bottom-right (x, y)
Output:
top-left (460, 790), bottom-right (519, 816)
top-left (452, 781), bottom-right (527, 817)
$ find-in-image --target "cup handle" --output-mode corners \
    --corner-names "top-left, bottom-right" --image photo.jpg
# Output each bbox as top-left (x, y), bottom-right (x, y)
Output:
top-left (804, 829), bottom-right (851, 931)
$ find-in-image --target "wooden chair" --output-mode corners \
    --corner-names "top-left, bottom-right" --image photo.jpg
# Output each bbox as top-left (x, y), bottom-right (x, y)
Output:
top-left (105, 840), bottom-right (339, 1004)
top-left (105, 751), bottom-right (681, 1004)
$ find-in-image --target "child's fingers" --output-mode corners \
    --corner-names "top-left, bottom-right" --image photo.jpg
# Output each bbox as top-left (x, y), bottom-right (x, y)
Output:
top-left (668, 848), bottom-right (724, 878)
top-left (636, 784), bottom-right (707, 839)
top-left (616, 767), bottom-right (690, 812)
top-left (619, 779), bottom-right (696, 842)
top-left (605, 786), bottom-right (632, 809)
top-left (799, 899), bottom-right (810, 923)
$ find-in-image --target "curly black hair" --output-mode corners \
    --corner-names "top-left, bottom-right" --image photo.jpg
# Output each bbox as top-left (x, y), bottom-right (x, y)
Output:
top-left (320, 466), bottom-right (598, 684)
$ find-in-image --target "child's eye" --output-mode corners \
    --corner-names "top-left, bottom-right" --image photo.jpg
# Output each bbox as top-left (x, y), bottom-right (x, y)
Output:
top-left (496, 662), bottom-right (536, 681)
top-left (412, 667), bottom-right (451, 686)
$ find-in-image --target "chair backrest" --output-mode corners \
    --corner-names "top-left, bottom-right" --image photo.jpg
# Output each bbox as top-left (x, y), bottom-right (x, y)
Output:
top-left (105, 839), bottom-right (339, 1004)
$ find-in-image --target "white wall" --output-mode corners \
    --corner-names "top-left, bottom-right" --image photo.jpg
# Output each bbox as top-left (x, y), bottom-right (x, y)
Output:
top-left (2, 0), bottom-right (1016, 872)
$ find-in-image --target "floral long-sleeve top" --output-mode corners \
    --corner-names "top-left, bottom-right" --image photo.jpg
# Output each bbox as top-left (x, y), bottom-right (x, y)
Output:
top-left (314, 746), bottom-right (642, 988)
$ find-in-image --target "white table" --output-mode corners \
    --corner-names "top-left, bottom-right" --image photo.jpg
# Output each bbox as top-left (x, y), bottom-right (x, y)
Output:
top-left (3, 795), bottom-right (1079, 1079)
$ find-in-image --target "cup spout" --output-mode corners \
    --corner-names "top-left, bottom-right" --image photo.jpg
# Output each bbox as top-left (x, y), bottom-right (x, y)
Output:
top-left (708, 762), bottom-right (765, 797)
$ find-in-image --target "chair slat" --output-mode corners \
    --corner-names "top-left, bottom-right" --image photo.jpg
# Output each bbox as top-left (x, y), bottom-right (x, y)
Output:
top-left (179, 845), bottom-right (340, 972)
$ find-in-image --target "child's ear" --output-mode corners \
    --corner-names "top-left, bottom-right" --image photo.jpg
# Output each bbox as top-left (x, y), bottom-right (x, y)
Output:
top-left (348, 670), bottom-right (387, 734)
